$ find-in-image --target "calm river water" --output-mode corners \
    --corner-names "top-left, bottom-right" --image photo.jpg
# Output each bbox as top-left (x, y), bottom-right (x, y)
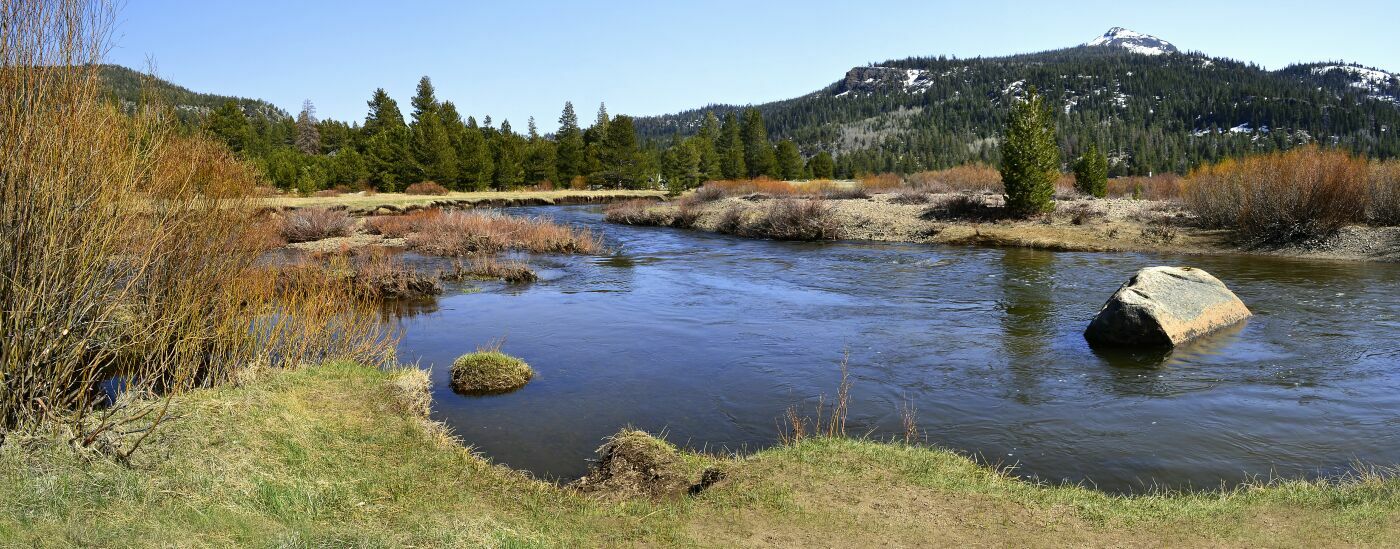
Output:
top-left (387, 205), bottom-right (1400, 493)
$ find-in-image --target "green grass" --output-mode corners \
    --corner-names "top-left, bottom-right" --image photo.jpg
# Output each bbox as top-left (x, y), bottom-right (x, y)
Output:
top-left (3, 362), bottom-right (1398, 547)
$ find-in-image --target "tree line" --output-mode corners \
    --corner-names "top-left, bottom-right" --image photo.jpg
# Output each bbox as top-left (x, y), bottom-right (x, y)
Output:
top-left (202, 76), bottom-right (835, 194)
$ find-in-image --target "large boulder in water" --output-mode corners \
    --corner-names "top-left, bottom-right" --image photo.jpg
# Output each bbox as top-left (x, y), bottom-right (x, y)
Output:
top-left (1085, 266), bottom-right (1251, 347)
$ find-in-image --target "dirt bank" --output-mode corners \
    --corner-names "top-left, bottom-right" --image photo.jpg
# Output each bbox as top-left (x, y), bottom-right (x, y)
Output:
top-left (619, 193), bottom-right (1400, 262)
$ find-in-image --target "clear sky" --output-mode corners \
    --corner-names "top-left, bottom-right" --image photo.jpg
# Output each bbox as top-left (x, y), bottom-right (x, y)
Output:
top-left (108, 0), bottom-right (1400, 132)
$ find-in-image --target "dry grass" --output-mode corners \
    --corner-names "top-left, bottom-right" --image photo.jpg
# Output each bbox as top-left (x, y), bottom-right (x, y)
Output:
top-left (604, 199), bottom-right (677, 226)
top-left (0, 0), bottom-right (392, 443)
top-left (446, 256), bottom-right (539, 283)
top-left (404, 181), bottom-right (450, 195)
top-left (923, 193), bottom-right (1006, 222)
top-left (402, 210), bottom-right (602, 256)
top-left (278, 207), bottom-right (355, 243)
top-left (858, 173), bottom-right (903, 191)
top-left (737, 198), bottom-right (843, 241)
top-left (1184, 146), bottom-right (1369, 242)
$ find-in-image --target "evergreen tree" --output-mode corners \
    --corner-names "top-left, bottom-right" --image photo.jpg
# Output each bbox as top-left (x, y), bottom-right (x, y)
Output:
top-left (774, 140), bottom-right (804, 180)
top-left (363, 88), bottom-right (406, 138)
top-left (294, 99), bottom-right (320, 155)
top-left (204, 101), bottom-right (253, 153)
top-left (741, 108), bottom-right (776, 178)
top-left (598, 114), bottom-right (641, 188)
top-left (409, 77), bottom-right (456, 183)
top-left (1000, 86), bottom-right (1060, 216)
top-left (491, 120), bottom-right (524, 190)
top-left (555, 101), bottom-right (586, 185)
top-left (438, 101), bottom-right (469, 189)
top-left (695, 111), bottom-right (722, 181)
top-left (1073, 143), bottom-right (1109, 198)
top-left (458, 117), bottom-right (494, 191)
top-left (807, 151), bottom-right (835, 179)
top-left (523, 116), bottom-right (558, 186)
top-left (717, 112), bottom-right (746, 179)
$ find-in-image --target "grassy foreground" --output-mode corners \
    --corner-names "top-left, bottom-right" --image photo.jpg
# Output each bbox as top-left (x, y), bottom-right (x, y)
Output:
top-left (3, 363), bottom-right (1399, 547)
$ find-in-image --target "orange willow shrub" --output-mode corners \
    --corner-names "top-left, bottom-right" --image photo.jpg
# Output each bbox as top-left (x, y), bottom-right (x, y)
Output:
top-left (0, 0), bottom-right (393, 445)
top-left (1184, 147), bottom-right (1369, 242)
top-left (858, 173), bottom-right (903, 191)
top-left (1368, 160), bottom-right (1400, 225)
top-left (905, 164), bottom-right (1003, 193)
top-left (1107, 174), bottom-right (1183, 201)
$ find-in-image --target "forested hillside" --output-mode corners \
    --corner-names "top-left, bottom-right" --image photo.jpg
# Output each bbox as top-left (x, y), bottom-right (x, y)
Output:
top-left (635, 32), bottom-right (1400, 176)
top-left (94, 28), bottom-right (1400, 192)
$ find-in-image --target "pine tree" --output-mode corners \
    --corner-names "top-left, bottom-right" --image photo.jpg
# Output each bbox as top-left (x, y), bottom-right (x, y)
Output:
top-left (204, 101), bottom-right (252, 153)
top-left (491, 120), bottom-right (523, 190)
top-left (774, 140), bottom-right (804, 180)
top-left (1073, 143), bottom-right (1109, 198)
top-left (408, 77), bottom-right (456, 184)
top-left (1000, 86), bottom-right (1060, 217)
top-left (363, 88), bottom-right (405, 138)
top-left (741, 108), bottom-right (776, 178)
top-left (599, 114), bottom-right (641, 189)
top-left (717, 112), bottom-right (746, 179)
top-left (458, 117), bottom-right (494, 191)
top-left (295, 99), bottom-right (320, 154)
top-left (523, 116), bottom-right (558, 186)
top-left (555, 102), bottom-right (586, 185)
top-left (807, 151), bottom-right (835, 179)
top-left (695, 111), bottom-right (722, 180)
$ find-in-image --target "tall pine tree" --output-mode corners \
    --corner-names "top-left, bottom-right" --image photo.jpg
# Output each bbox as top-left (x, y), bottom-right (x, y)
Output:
top-left (741, 109), bottom-right (776, 178)
top-left (1000, 85), bottom-right (1060, 216)
top-left (555, 101), bottom-right (586, 185)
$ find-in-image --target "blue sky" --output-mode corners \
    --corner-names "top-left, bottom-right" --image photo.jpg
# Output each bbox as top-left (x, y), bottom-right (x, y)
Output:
top-left (109, 0), bottom-right (1400, 131)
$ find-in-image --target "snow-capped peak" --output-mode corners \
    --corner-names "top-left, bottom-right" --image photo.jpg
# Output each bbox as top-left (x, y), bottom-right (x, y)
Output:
top-left (1084, 27), bottom-right (1178, 56)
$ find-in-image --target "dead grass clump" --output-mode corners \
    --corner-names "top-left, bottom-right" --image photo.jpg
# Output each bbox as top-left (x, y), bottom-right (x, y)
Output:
top-left (279, 208), bottom-right (355, 243)
top-left (691, 185), bottom-right (726, 202)
top-left (363, 210), bottom-right (442, 238)
top-left (447, 256), bottom-right (538, 283)
top-left (889, 190), bottom-right (932, 205)
top-left (1184, 147), bottom-right (1368, 242)
top-left (571, 429), bottom-right (716, 500)
top-left (923, 193), bottom-right (1005, 222)
top-left (822, 186), bottom-right (870, 200)
top-left (604, 199), bottom-right (674, 226)
top-left (1368, 160), bottom-right (1400, 226)
top-left (715, 205), bottom-right (747, 234)
top-left (311, 189), bottom-right (342, 197)
top-left (346, 250), bottom-right (443, 299)
top-left (402, 211), bottom-right (602, 256)
top-left (906, 164), bottom-right (1003, 194)
top-left (739, 198), bottom-right (842, 240)
top-left (1058, 202), bottom-right (1107, 225)
top-left (1108, 174), bottom-right (1183, 201)
top-left (404, 181), bottom-right (450, 195)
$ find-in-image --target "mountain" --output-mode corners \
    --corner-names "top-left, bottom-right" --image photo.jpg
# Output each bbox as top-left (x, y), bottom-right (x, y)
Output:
top-left (634, 28), bottom-right (1400, 176)
top-left (96, 64), bottom-right (288, 122)
top-left (1083, 27), bottom-right (1178, 56)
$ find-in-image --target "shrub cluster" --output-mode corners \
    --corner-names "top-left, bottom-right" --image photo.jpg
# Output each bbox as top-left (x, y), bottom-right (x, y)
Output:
top-left (1184, 147), bottom-right (1370, 242)
top-left (404, 181), bottom-right (450, 195)
top-left (279, 207), bottom-right (355, 242)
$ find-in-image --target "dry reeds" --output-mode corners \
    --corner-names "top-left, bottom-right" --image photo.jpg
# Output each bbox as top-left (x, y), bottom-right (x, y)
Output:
top-left (1184, 147), bottom-right (1369, 242)
top-left (778, 353), bottom-right (852, 445)
top-left (279, 207), bottom-right (355, 243)
top-left (603, 199), bottom-right (675, 226)
top-left (0, 0), bottom-right (393, 445)
top-left (738, 198), bottom-right (842, 240)
top-left (401, 210), bottom-right (602, 256)
top-left (1107, 174), bottom-right (1183, 201)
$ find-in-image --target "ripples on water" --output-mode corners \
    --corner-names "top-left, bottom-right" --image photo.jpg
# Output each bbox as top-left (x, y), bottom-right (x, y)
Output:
top-left (385, 205), bottom-right (1400, 493)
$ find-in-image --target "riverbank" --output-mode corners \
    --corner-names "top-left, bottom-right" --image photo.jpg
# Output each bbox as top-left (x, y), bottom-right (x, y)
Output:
top-left (262, 189), bottom-right (666, 216)
top-left (3, 362), bottom-right (1397, 546)
top-left (610, 193), bottom-right (1400, 262)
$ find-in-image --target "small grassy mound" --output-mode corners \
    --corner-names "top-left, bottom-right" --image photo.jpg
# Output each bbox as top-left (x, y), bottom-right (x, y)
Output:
top-left (449, 351), bottom-right (533, 395)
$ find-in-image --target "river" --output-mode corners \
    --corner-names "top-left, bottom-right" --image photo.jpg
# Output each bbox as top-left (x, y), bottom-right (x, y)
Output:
top-left (387, 205), bottom-right (1400, 493)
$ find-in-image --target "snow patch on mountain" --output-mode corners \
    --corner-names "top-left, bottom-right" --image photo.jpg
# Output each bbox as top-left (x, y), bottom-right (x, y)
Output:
top-left (1085, 27), bottom-right (1179, 56)
top-left (1310, 64), bottom-right (1400, 103)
